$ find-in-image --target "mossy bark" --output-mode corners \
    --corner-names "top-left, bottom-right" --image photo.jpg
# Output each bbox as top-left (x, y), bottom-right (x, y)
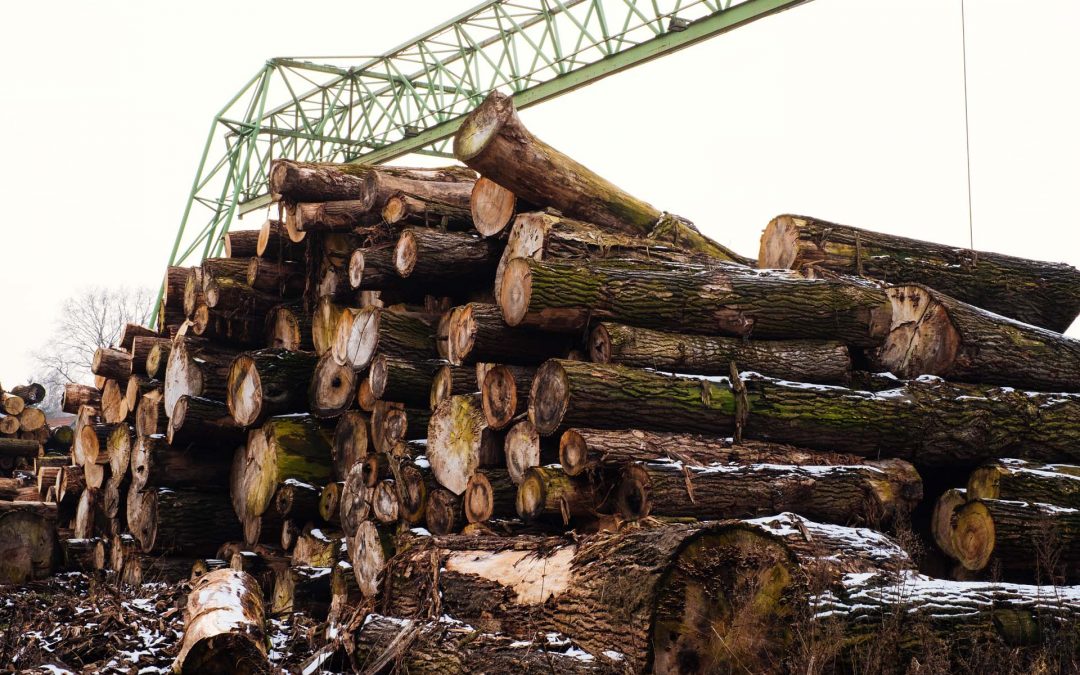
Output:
top-left (393, 227), bottom-right (502, 288)
top-left (447, 302), bottom-right (575, 367)
top-left (967, 459), bottom-right (1080, 507)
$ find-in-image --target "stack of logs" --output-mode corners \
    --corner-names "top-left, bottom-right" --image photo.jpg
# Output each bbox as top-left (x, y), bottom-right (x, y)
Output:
top-left (6, 90), bottom-right (1080, 673)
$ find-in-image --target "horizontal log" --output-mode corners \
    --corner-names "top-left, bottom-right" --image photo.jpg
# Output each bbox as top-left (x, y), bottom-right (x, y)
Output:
top-left (347, 245), bottom-right (398, 290)
top-left (967, 459), bottom-right (1080, 507)
top-left (430, 364), bottom-right (478, 412)
top-left (479, 363), bottom-right (534, 430)
top-left (333, 306), bottom-right (437, 371)
top-left (257, 218), bottom-right (305, 260)
top-left (393, 227), bottom-right (502, 288)
top-left (222, 227), bottom-right (261, 258)
top-left (167, 395), bottom-right (245, 451)
top-left (269, 160), bottom-right (475, 203)
top-left (227, 348), bottom-right (319, 427)
top-left (92, 347), bottom-right (133, 381)
top-left (516, 466), bottom-right (597, 524)
top-left (447, 302), bottom-right (575, 367)
top-left (0, 438), bottom-right (43, 458)
top-left (131, 434), bottom-right (231, 491)
top-left (0, 510), bottom-right (56, 583)
top-left (470, 175), bottom-right (534, 237)
top-left (10, 383), bottom-right (45, 406)
top-left (128, 485), bottom-right (243, 556)
top-left (164, 337), bottom-right (240, 416)
top-left (266, 303), bottom-right (313, 352)
top-left (382, 191), bottom-right (473, 229)
top-left (309, 352), bottom-right (357, 419)
top-left (369, 355), bottom-right (440, 408)
top-left (61, 383), bottom-right (100, 415)
top-left (425, 487), bottom-right (464, 535)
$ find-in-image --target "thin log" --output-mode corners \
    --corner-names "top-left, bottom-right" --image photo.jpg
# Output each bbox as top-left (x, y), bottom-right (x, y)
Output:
top-left (319, 481), bottom-right (343, 525)
top-left (504, 419), bottom-right (559, 485)
top-left (0, 437), bottom-right (43, 458)
top-left (516, 466), bottom-right (597, 524)
top-left (348, 245), bottom-right (399, 290)
top-left (145, 342), bottom-right (171, 380)
top-left (425, 488), bottom-right (464, 535)
top-left (446, 302), bottom-right (574, 368)
top-left (430, 364), bottom-right (477, 412)
top-left (470, 175), bottom-right (529, 237)
top-left (333, 306), bottom-right (437, 371)
top-left (128, 485), bottom-right (243, 556)
top-left (266, 303), bottom-right (313, 352)
top-left (10, 383), bottom-right (46, 406)
top-left (222, 228), bottom-right (261, 258)
top-left (274, 479), bottom-right (322, 522)
top-left (92, 347), bottom-right (133, 381)
top-left (382, 191), bottom-right (473, 229)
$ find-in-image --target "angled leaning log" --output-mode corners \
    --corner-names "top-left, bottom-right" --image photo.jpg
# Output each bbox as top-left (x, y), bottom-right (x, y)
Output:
top-left (173, 568), bottom-right (268, 675)
top-left (759, 214), bottom-right (1080, 332)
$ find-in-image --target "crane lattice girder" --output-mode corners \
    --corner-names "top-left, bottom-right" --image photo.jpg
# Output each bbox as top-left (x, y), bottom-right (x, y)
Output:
top-left (163, 0), bottom-right (810, 295)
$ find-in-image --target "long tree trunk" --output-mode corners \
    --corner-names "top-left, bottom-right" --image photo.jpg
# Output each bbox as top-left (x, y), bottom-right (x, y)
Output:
top-left (528, 360), bottom-right (1080, 465)
top-left (501, 257), bottom-right (892, 345)
top-left (427, 393), bottom-right (503, 495)
top-left (874, 285), bottom-right (1080, 392)
top-left (173, 569), bottom-right (268, 675)
top-left (269, 160), bottom-right (475, 203)
top-left (226, 348), bottom-right (319, 427)
top-left (559, 427), bottom-right (866, 477)
top-left (128, 485), bottom-right (243, 556)
top-left (454, 90), bottom-right (745, 263)
top-left (382, 191), bottom-right (473, 229)
top-left (615, 458), bottom-right (921, 525)
top-left (759, 214), bottom-right (1080, 332)
top-left (967, 458), bottom-right (1080, 506)
top-left (447, 302), bottom-right (575, 366)
top-left (590, 321), bottom-right (851, 383)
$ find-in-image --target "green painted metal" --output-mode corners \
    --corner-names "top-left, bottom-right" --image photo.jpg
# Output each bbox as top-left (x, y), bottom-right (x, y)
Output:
top-left (156, 0), bottom-right (810, 324)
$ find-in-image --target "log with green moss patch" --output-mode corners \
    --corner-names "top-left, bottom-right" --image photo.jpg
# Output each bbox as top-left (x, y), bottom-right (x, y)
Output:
top-left (501, 257), bottom-right (892, 345)
top-left (529, 359), bottom-right (1080, 465)
top-left (967, 459), bottom-right (1080, 507)
top-left (427, 393), bottom-right (503, 495)
top-left (760, 214), bottom-right (1080, 332)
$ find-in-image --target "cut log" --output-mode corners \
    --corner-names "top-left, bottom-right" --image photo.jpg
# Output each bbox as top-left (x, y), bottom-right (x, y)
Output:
top-left (427, 393), bottom-right (504, 495)
top-left (292, 526), bottom-right (344, 567)
top-left (312, 297), bottom-right (347, 357)
top-left (372, 479), bottom-right (400, 523)
top-left (590, 322), bottom-right (851, 383)
top-left (454, 90), bottom-right (745, 262)
top-left (173, 568), bottom-right (268, 675)
top-left (74, 488), bottom-right (107, 538)
top-left (1, 438), bottom-right (44, 460)
top-left (61, 537), bottom-right (106, 572)
top-left (464, 470), bottom-right (518, 524)
top-left (257, 218), bottom-right (305, 260)
top-left (121, 553), bottom-right (201, 587)
top-left (376, 404), bottom-right (430, 453)
top-left (269, 160), bottom-right (475, 204)
top-left (131, 434), bottom-right (231, 491)
top-left (616, 458), bottom-right (921, 525)
top-left (266, 303), bottom-right (313, 352)
top-left (17, 406), bottom-right (46, 432)
top-left (429, 364), bottom-right (477, 412)
top-left (319, 481), bottom-right (343, 525)
top-left (317, 266), bottom-right (357, 304)
top-left (56, 465), bottom-right (84, 507)
top-left (349, 520), bottom-right (395, 597)
top-left (875, 285), bottom-right (1080, 392)
top-left (167, 395), bottom-right (246, 451)
top-left (470, 175), bottom-right (528, 237)
top-left (501, 257), bottom-right (891, 344)
top-left (516, 466), bottom-right (597, 524)
top-left (92, 347), bottom-right (133, 381)
top-left (369, 354), bottom-right (439, 408)
top-left (333, 306), bottom-right (436, 371)
top-left (164, 337), bottom-right (240, 415)
top-left (47, 426), bottom-right (74, 451)
top-left (292, 197), bottom-right (381, 235)
top-left (944, 497), bottom-right (1080, 580)
top-left (227, 348), bottom-right (319, 427)
top-left (759, 214), bottom-right (1080, 332)
top-left (131, 336), bottom-right (170, 378)
top-left (397, 460), bottom-right (434, 526)
top-left (162, 265), bottom-right (189, 310)
top-left (559, 428), bottom-right (866, 478)
top-left (447, 302), bottom-right (575, 366)
top-left (145, 342), bottom-right (171, 380)
top-left (425, 488), bottom-right (464, 535)
top-left (272, 564), bottom-right (333, 619)
top-left (128, 485), bottom-right (243, 556)
top-left (504, 419), bottom-right (559, 485)
top-left (529, 359), bottom-right (1080, 465)
top-left (479, 363), bottom-right (534, 430)
top-left (331, 410), bottom-right (369, 481)
top-left (931, 487), bottom-right (969, 560)
top-left (0, 392), bottom-right (24, 416)
top-left (100, 379), bottom-right (127, 424)
top-left (222, 227), bottom-right (261, 258)
top-left (62, 383), bottom-right (101, 415)
top-left (10, 383), bottom-right (46, 406)
top-left (340, 462), bottom-right (374, 540)
top-left (967, 459), bottom-right (1080, 507)
top-left (244, 258), bottom-right (304, 297)
top-left (0, 414), bottom-right (19, 435)
top-left (183, 267), bottom-right (205, 318)
top-left (0, 510), bottom-right (56, 583)
top-left (393, 227), bottom-right (502, 288)
top-left (357, 377), bottom-right (376, 411)
top-left (78, 422), bottom-right (118, 466)
top-left (309, 352), bottom-right (357, 419)
top-left (274, 479), bottom-right (322, 522)
top-left (123, 376), bottom-right (159, 421)
top-left (233, 414), bottom-right (333, 521)
top-left (382, 191), bottom-right (473, 229)
top-left (106, 423), bottom-right (133, 480)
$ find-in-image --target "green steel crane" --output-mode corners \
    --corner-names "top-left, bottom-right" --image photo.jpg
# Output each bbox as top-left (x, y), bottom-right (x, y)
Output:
top-left (160, 0), bottom-right (811, 316)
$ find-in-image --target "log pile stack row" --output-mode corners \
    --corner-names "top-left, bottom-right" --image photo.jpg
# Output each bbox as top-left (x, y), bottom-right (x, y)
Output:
top-left (6, 90), bottom-right (1080, 672)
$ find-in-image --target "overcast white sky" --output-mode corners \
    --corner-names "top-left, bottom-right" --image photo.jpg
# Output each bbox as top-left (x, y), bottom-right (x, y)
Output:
top-left (0, 0), bottom-right (1077, 386)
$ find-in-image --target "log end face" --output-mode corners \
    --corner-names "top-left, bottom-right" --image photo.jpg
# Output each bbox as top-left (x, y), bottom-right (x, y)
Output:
top-left (393, 230), bottom-right (418, 278)
top-left (515, 468), bottom-right (546, 520)
top-left (480, 364), bottom-right (518, 430)
top-left (453, 89), bottom-right (514, 163)
top-left (426, 488), bottom-right (460, 535)
top-left (268, 306), bottom-right (300, 351)
top-left (310, 355), bottom-right (357, 420)
top-left (471, 177), bottom-right (517, 237)
top-left (953, 500), bottom-right (995, 572)
top-left (529, 360), bottom-right (569, 437)
top-left (876, 286), bottom-right (960, 379)
top-left (588, 323), bottom-right (612, 364)
top-left (447, 305), bottom-right (477, 367)
top-left (227, 355), bottom-right (262, 428)
top-left (348, 249), bottom-right (366, 289)
top-left (615, 464), bottom-right (650, 520)
top-left (558, 429), bottom-right (589, 478)
top-left (499, 257), bottom-right (532, 327)
top-left (465, 472), bottom-right (494, 523)
top-left (0, 511), bottom-right (56, 584)
top-left (966, 465), bottom-right (1001, 501)
top-left (369, 354), bottom-right (389, 400)
top-left (351, 520), bottom-right (387, 598)
top-left (282, 204), bottom-right (308, 243)
top-left (505, 420), bottom-right (541, 485)
top-left (757, 214), bottom-right (802, 270)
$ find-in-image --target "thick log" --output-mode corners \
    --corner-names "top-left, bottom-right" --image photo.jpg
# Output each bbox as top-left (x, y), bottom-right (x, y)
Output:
top-left (447, 302), bottom-right (575, 367)
top-left (875, 285), bottom-right (1080, 392)
top-left (464, 469), bottom-right (517, 524)
top-left (266, 303), bottom-right (313, 352)
top-left (559, 428), bottom-right (865, 478)
top-left (269, 160), bottom-right (475, 204)
top-left (0, 510), bottom-right (56, 583)
top-left (591, 322), bottom-right (851, 383)
top-left (333, 306), bottom-right (437, 371)
top-left (173, 569), bottom-right (268, 675)
top-left (100, 379), bottom-right (127, 424)
top-left (397, 460), bottom-right (434, 525)
top-left (61, 537), bottom-right (106, 572)
top-left (92, 347), bottom-right (134, 381)
top-left (292, 525), bottom-right (344, 568)
top-left (145, 342), bottom-right (171, 380)
top-left (372, 480), bottom-right (399, 524)
top-left (0, 392), bottom-right (24, 416)
top-left (222, 227), bottom-right (261, 258)
top-left (479, 363), bottom-right (534, 430)
top-left (501, 257), bottom-right (891, 344)
top-left (312, 297), bottom-right (347, 357)
top-left (347, 245), bottom-right (398, 290)
top-left (504, 419), bottom-right (559, 485)
top-left (257, 219), bottom-right (305, 260)
top-left (616, 458), bottom-right (921, 525)
top-left (164, 337), bottom-right (240, 415)
top-left (131, 336), bottom-right (171, 378)
top-left (74, 488), bottom-right (107, 538)
top-left (317, 266), bottom-right (358, 304)
top-left (393, 227), bottom-right (502, 288)
top-left (0, 414), bottom-right (19, 435)
top-left (529, 360), bottom-right (1080, 466)
top-left (369, 354), bottom-right (439, 408)
top-left (470, 175), bottom-right (530, 237)
top-left (332, 410), bottom-right (369, 481)
top-left (56, 465), bottom-right (84, 507)
top-left (123, 376), bottom-right (159, 419)
top-left (759, 214), bottom-right (1080, 332)
top-left (427, 393), bottom-right (503, 495)
top-left (204, 278), bottom-right (281, 319)
top-left (0, 438), bottom-right (43, 459)
top-left (931, 487), bottom-right (969, 561)
top-left (454, 90), bottom-right (744, 262)
top-left (943, 497), bottom-right (1080, 580)
top-left (167, 395), bottom-right (246, 450)
top-left (131, 434), bottom-right (231, 491)
top-left (967, 458), bottom-right (1080, 507)
top-left (128, 485), bottom-right (243, 556)
top-left (429, 364), bottom-right (477, 412)
top-left (61, 383), bottom-right (101, 415)
top-left (319, 481), bottom-right (343, 525)
top-left (292, 198), bottom-right (380, 236)
top-left (232, 414), bottom-right (333, 522)
top-left (516, 466), bottom-right (597, 524)
top-left (425, 488), bottom-right (464, 535)
top-left (274, 479), bottom-right (322, 522)
top-left (17, 406), bottom-right (46, 432)
top-left (105, 423), bottom-right (133, 479)
top-left (183, 267), bottom-right (206, 318)
top-left (309, 352), bottom-right (357, 419)
top-left (47, 426), bottom-right (74, 451)
top-left (246, 258), bottom-right (303, 298)
top-left (10, 383), bottom-right (45, 406)
top-left (162, 265), bottom-right (189, 312)
top-left (382, 191), bottom-right (473, 229)
top-left (272, 564), bottom-right (333, 619)
top-left (227, 348), bottom-right (319, 427)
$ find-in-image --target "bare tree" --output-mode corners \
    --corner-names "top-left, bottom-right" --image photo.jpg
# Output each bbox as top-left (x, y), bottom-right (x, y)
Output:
top-left (32, 286), bottom-right (155, 415)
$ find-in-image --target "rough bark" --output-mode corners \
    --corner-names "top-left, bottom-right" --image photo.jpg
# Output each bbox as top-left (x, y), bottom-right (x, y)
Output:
top-left (529, 359), bottom-right (1080, 466)
top-left (10, 383), bottom-right (46, 406)
top-left (167, 395), bottom-right (246, 451)
top-left (272, 564), bottom-right (333, 619)
top-left (333, 306), bottom-right (437, 371)
top-left (164, 337), bottom-right (240, 416)
top-left (292, 525), bottom-right (344, 568)
top-left (269, 160), bottom-right (475, 204)
top-left (131, 336), bottom-right (170, 376)
top-left (291, 197), bottom-right (380, 233)
top-left (759, 214), bottom-right (1080, 332)
top-left (875, 285), bottom-right (1080, 392)
top-left (227, 348), bottom-right (319, 427)
top-left (332, 410), bottom-right (369, 481)
top-left (123, 376), bottom-right (160, 419)
top-left (447, 302), bottom-right (575, 366)
top-left (348, 245), bottom-right (398, 290)
top-left (479, 363), bottom-right (534, 430)
top-left (62, 383), bottom-right (101, 415)
top-left (17, 406), bottom-right (46, 432)
top-left (464, 470), bottom-right (518, 524)
top-left (967, 458), bottom-right (1080, 507)
top-left (92, 347), bottom-right (133, 381)
top-left (382, 191), bottom-right (473, 229)
top-left (222, 228), bottom-right (261, 258)
top-left (131, 434), bottom-right (232, 491)
top-left (0, 510), bottom-right (56, 583)
top-left (369, 355), bottom-right (440, 408)
top-left (266, 303), bottom-right (313, 351)
top-left (516, 466), bottom-right (598, 524)
top-left (393, 227), bottom-right (502, 288)
top-left (591, 322), bottom-right (851, 383)
top-left (173, 569), bottom-right (268, 675)
top-left (274, 479), bottom-right (323, 522)
top-left (559, 428), bottom-right (866, 478)
top-left (257, 218), bottom-right (306, 260)
top-left (128, 485), bottom-right (243, 556)
top-left (246, 257), bottom-right (304, 296)
top-left (425, 488), bottom-right (464, 535)
top-left (454, 90), bottom-right (744, 262)
top-left (501, 257), bottom-right (891, 345)
top-left (427, 393), bottom-right (504, 495)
